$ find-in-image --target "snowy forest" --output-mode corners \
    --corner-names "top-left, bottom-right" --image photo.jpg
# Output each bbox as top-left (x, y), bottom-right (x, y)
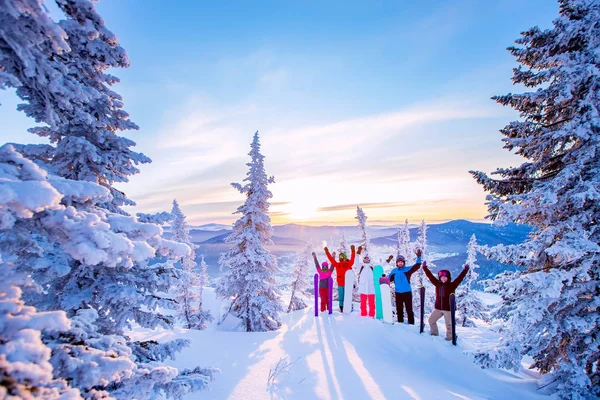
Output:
top-left (0, 0), bottom-right (598, 399)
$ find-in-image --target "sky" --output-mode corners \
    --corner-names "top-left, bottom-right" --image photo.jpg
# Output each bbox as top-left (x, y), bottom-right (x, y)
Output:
top-left (1, 0), bottom-right (560, 226)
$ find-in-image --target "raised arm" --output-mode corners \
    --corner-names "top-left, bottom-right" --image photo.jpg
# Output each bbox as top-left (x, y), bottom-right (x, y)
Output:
top-left (406, 255), bottom-right (423, 277)
top-left (452, 265), bottom-right (470, 289)
top-left (349, 245), bottom-right (356, 265)
top-left (422, 262), bottom-right (440, 287)
top-left (312, 252), bottom-right (320, 272)
top-left (324, 247), bottom-right (336, 265)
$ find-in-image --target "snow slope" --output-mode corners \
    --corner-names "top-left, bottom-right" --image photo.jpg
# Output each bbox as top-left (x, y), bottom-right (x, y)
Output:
top-left (130, 289), bottom-right (553, 400)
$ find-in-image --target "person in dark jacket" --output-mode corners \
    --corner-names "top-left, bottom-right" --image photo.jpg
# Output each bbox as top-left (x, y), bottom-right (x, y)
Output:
top-left (312, 252), bottom-right (334, 312)
top-left (387, 249), bottom-right (422, 324)
top-left (423, 261), bottom-right (469, 340)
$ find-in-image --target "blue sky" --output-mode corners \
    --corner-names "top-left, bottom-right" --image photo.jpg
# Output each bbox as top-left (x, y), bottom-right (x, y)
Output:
top-left (1, 0), bottom-right (559, 225)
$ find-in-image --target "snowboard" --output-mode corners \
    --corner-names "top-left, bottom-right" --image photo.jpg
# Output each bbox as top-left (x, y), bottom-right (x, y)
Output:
top-left (314, 274), bottom-right (319, 317)
top-left (450, 293), bottom-right (457, 345)
top-left (328, 277), bottom-right (333, 315)
top-left (343, 269), bottom-right (354, 314)
top-left (379, 282), bottom-right (393, 323)
top-left (373, 265), bottom-right (385, 320)
top-left (419, 286), bottom-right (425, 333)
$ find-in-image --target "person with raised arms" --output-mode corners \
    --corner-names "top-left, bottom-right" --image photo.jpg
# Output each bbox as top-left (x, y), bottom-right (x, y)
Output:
top-left (423, 262), bottom-right (470, 340)
top-left (324, 244), bottom-right (359, 313)
top-left (387, 248), bottom-right (423, 324)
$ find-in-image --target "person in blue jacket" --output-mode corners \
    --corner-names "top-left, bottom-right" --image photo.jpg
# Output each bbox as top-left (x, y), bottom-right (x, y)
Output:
top-left (387, 248), bottom-right (422, 324)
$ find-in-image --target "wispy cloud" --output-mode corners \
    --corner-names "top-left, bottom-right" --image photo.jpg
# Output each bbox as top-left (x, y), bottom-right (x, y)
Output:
top-left (317, 200), bottom-right (448, 213)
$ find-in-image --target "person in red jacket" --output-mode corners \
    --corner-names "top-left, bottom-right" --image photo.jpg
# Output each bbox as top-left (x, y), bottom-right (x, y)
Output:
top-left (324, 244), bottom-right (358, 312)
top-left (423, 261), bottom-right (469, 340)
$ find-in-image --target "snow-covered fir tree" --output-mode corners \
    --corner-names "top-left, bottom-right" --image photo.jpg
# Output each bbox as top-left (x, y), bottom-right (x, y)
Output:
top-left (287, 242), bottom-right (314, 312)
top-left (1, 4), bottom-right (217, 397)
top-left (216, 132), bottom-right (283, 332)
top-left (455, 235), bottom-right (488, 327)
top-left (171, 199), bottom-right (213, 330)
top-left (0, 144), bottom-right (217, 398)
top-left (198, 255), bottom-right (212, 322)
top-left (355, 207), bottom-right (372, 301)
top-left (337, 231), bottom-right (349, 257)
top-left (414, 220), bottom-right (435, 314)
top-left (396, 219), bottom-right (413, 266)
top-left (0, 263), bottom-right (80, 399)
top-left (470, 1), bottom-right (600, 397)
top-left (1, 0), bottom-right (150, 214)
top-left (355, 206), bottom-right (371, 258)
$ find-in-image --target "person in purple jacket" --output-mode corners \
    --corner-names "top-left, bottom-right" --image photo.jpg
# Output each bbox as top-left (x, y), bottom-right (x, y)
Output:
top-left (313, 252), bottom-right (334, 312)
top-left (423, 261), bottom-right (470, 340)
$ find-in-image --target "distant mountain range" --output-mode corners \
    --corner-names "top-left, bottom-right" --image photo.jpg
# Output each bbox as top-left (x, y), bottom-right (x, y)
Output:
top-left (187, 219), bottom-right (531, 284)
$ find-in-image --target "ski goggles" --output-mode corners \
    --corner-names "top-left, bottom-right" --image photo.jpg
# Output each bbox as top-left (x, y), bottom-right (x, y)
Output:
top-left (438, 271), bottom-right (450, 278)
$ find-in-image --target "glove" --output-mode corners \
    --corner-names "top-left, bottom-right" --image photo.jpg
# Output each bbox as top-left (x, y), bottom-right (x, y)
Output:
top-left (357, 246), bottom-right (363, 255)
top-left (464, 264), bottom-right (470, 271)
top-left (422, 261), bottom-right (427, 269)
top-left (324, 247), bottom-right (329, 253)
top-left (386, 255), bottom-right (393, 264)
top-left (312, 252), bottom-right (317, 257)
top-left (415, 248), bottom-right (422, 257)
top-left (351, 244), bottom-right (356, 252)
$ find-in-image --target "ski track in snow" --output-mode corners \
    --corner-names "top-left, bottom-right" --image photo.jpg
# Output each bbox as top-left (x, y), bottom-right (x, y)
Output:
top-left (129, 289), bottom-right (553, 400)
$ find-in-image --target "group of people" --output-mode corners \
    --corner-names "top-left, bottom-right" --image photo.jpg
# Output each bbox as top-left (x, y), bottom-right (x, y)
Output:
top-left (312, 244), bottom-right (470, 340)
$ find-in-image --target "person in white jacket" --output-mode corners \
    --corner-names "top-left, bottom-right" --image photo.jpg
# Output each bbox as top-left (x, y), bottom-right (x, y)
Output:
top-left (358, 254), bottom-right (375, 317)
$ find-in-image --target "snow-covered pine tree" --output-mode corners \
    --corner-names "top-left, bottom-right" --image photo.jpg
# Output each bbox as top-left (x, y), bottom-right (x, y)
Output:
top-left (356, 207), bottom-right (371, 258)
top-left (171, 199), bottom-right (213, 330)
top-left (1, 0), bottom-right (150, 214)
top-left (414, 220), bottom-right (435, 314)
top-left (216, 132), bottom-right (283, 332)
top-left (0, 263), bottom-right (79, 399)
top-left (0, 144), bottom-right (217, 398)
top-left (396, 219), bottom-right (413, 266)
top-left (337, 231), bottom-right (349, 257)
top-left (455, 234), bottom-right (488, 327)
top-left (197, 255), bottom-right (212, 323)
top-left (470, 1), bottom-right (600, 397)
top-left (287, 242), bottom-right (314, 312)
top-left (355, 207), bottom-right (372, 301)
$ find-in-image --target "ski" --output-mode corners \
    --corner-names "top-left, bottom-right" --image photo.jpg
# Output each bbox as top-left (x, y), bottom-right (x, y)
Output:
top-left (373, 265), bottom-right (385, 320)
top-left (419, 286), bottom-right (425, 334)
top-left (314, 273), bottom-right (319, 317)
top-left (450, 293), bottom-right (457, 345)
top-left (328, 277), bottom-right (333, 315)
top-left (343, 269), bottom-right (354, 314)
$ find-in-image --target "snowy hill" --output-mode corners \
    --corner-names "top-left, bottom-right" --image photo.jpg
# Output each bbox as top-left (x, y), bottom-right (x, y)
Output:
top-left (130, 288), bottom-right (551, 400)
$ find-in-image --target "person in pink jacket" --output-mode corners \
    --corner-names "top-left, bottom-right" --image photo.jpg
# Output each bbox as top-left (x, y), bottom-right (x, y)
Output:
top-left (313, 252), bottom-right (334, 312)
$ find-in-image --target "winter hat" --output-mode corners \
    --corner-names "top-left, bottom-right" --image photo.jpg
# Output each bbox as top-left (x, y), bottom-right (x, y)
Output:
top-left (396, 255), bottom-right (406, 263)
top-left (339, 252), bottom-right (348, 261)
top-left (438, 270), bottom-right (452, 280)
top-left (321, 261), bottom-right (329, 268)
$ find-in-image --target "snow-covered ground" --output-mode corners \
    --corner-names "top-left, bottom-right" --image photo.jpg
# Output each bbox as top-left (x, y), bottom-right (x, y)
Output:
top-left (129, 289), bottom-right (553, 400)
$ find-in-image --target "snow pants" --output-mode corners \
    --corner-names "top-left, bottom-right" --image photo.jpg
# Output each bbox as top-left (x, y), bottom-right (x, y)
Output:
top-left (395, 292), bottom-right (415, 324)
top-left (319, 288), bottom-right (329, 312)
top-left (429, 309), bottom-right (452, 340)
top-left (337, 286), bottom-right (345, 308)
top-left (360, 294), bottom-right (375, 317)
